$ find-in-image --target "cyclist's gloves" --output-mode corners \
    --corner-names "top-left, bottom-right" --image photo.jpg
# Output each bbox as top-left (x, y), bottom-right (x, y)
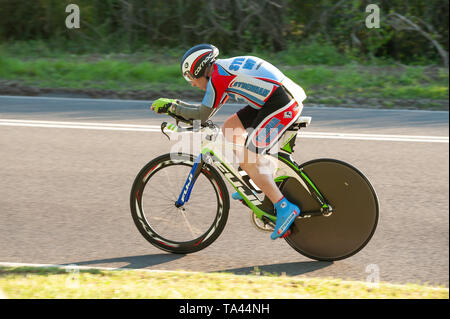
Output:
top-left (151, 98), bottom-right (215, 125)
top-left (150, 98), bottom-right (178, 114)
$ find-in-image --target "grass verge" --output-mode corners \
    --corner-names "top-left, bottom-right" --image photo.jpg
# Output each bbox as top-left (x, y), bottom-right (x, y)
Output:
top-left (0, 266), bottom-right (448, 299)
top-left (0, 50), bottom-right (448, 104)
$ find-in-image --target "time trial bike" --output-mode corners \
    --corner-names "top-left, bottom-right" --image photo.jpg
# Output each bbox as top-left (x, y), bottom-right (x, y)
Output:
top-left (130, 113), bottom-right (379, 261)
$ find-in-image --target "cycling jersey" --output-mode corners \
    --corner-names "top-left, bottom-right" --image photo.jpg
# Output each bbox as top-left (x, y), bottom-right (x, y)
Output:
top-left (202, 56), bottom-right (307, 112)
top-left (201, 56), bottom-right (306, 154)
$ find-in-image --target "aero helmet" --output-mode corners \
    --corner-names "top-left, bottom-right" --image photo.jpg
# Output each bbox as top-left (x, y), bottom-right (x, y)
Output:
top-left (181, 44), bottom-right (219, 82)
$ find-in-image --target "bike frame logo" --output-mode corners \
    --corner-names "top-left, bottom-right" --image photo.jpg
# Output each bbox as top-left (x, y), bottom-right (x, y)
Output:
top-left (181, 173), bottom-right (193, 202)
top-left (214, 161), bottom-right (261, 206)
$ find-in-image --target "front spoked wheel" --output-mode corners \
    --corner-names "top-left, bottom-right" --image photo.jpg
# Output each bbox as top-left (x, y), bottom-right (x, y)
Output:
top-left (281, 159), bottom-right (379, 261)
top-left (130, 153), bottom-right (230, 254)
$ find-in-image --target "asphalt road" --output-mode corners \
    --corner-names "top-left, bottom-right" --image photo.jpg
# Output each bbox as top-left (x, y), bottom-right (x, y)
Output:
top-left (0, 95), bottom-right (448, 286)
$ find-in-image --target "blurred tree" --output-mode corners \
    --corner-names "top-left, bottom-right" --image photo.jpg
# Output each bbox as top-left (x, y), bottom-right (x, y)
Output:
top-left (0, 0), bottom-right (447, 65)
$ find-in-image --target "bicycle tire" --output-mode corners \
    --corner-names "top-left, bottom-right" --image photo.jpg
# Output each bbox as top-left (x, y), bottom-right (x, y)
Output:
top-left (281, 158), bottom-right (379, 261)
top-left (130, 153), bottom-right (230, 254)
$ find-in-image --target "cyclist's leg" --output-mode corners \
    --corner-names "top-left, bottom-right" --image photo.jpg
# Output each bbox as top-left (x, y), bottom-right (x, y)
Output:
top-left (222, 104), bottom-right (265, 148)
top-left (241, 88), bottom-right (303, 239)
top-left (223, 106), bottom-right (282, 202)
top-left (222, 108), bottom-right (251, 146)
top-left (240, 148), bottom-right (282, 203)
top-left (223, 97), bottom-right (303, 197)
top-left (240, 86), bottom-right (302, 200)
top-left (245, 101), bottom-right (302, 156)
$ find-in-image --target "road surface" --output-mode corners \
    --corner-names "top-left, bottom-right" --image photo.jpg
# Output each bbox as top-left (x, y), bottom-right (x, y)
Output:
top-left (0, 95), bottom-right (448, 286)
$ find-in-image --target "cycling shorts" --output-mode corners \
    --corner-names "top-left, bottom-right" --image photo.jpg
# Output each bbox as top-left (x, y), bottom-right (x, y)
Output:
top-left (236, 85), bottom-right (303, 154)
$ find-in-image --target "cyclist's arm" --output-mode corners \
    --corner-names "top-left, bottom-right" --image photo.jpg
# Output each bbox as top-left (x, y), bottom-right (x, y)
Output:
top-left (171, 100), bottom-right (214, 124)
top-left (168, 67), bottom-right (229, 123)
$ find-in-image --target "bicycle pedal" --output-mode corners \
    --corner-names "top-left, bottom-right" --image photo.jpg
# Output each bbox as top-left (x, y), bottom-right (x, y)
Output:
top-left (252, 213), bottom-right (274, 232)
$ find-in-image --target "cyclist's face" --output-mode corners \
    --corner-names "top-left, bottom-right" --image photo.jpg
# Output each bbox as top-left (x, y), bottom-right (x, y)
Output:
top-left (190, 76), bottom-right (208, 91)
top-left (186, 66), bottom-right (211, 91)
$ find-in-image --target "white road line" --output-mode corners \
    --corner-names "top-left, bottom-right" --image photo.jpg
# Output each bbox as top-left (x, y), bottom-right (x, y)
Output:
top-left (0, 119), bottom-right (161, 132)
top-left (0, 119), bottom-right (448, 143)
top-left (0, 118), bottom-right (157, 128)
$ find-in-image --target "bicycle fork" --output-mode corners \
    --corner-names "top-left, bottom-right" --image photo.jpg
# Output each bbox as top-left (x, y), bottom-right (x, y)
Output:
top-left (175, 154), bottom-right (204, 207)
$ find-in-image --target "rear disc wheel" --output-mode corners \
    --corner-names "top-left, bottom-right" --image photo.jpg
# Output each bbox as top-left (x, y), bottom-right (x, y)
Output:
top-left (282, 159), bottom-right (379, 261)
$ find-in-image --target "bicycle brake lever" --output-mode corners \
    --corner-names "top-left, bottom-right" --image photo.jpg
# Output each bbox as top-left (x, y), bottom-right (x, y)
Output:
top-left (161, 122), bottom-right (171, 140)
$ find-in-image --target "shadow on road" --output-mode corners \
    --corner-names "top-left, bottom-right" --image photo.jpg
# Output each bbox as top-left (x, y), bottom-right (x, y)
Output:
top-left (217, 260), bottom-right (333, 277)
top-left (63, 253), bottom-right (185, 269)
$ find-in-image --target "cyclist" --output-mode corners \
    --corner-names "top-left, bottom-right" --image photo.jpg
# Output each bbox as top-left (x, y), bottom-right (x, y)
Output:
top-left (151, 44), bottom-right (307, 240)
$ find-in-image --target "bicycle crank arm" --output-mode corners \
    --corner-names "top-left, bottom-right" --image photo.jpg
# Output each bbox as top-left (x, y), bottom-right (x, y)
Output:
top-left (298, 208), bottom-right (333, 219)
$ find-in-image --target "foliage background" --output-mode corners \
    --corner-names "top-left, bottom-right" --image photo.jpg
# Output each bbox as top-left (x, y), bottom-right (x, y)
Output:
top-left (0, 0), bottom-right (448, 66)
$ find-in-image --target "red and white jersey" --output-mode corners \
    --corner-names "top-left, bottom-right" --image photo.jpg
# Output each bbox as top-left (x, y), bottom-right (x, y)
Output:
top-left (202, 56), bottom-right (306, 111)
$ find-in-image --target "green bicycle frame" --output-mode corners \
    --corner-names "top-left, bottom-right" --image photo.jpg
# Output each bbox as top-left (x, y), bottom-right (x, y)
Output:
top-left (165, 121), bottom-right (331, 222)
top-left (200, 148), bottom-right (331, 222)
top-left (201, 147), bottom-right (278, 223)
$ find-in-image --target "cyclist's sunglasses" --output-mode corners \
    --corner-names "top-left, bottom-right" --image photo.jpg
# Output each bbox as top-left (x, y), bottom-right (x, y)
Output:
top-left (183, 71), bottom-right (195, 82)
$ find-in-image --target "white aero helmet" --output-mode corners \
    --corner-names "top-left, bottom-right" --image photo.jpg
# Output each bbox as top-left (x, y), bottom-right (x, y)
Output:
top-left (181, 44), bottom-right (219, 82)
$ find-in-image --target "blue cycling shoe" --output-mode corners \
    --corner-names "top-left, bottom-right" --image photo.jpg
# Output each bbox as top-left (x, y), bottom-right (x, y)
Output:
top-left (232, 192), bottom-right (243, 201)
top-left (271, 197), bottom-right (300, 240)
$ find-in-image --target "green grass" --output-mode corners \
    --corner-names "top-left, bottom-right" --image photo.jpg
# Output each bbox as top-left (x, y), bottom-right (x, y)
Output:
top-left (0, 42), bottom-right (448, 102)
top-left (0, 266), bottom-right (448, 299)
top-left (0, 54), bottom-right (186, 91)
top-left (284, 65), bottom-right (449, 99)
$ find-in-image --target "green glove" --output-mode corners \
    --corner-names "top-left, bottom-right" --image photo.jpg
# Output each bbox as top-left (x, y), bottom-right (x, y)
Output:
top-left (151, 98), bottom-right (177, 114)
